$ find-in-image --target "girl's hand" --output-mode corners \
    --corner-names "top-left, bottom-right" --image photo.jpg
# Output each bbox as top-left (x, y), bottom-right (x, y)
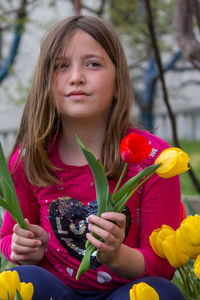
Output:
top-left (86, 212), bottom-right (126, 266)
top-left (11, 219), bottom-right (49, 265)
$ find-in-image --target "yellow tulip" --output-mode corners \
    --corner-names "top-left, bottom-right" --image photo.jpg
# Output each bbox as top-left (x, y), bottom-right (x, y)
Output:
top-left (20, 282), bottom-right (34, 300)
top-left (0, 270), bottom-right (34, 300)
top-left (149, 225), bottom-right (175, 258)
top-left (178, 215), bottom-right (200, 246)
top-left (162, 232), bottom-right (189, 268)
top-left (0, 280), bottom-right (9, 300)
top-left (176, 228), bottom-right (200, 259)
top-left (0, 270), bottom-right (20, 299)
top-left (129, 282), bottom-right (159, 300)
top-left (155, 147), bottom-right (190, 178)
top-left (194, 255), bottom-right (200, 279)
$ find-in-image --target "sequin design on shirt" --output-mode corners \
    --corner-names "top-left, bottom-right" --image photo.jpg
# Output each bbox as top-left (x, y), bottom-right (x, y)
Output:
top-left (48, 196), bottom-right (132, 269)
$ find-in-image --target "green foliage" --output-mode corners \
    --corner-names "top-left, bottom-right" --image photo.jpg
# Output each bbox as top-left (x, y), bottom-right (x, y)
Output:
top-left (109, 0), bottom-right (175, 58)
top-left (179, 140), bottom-right (200, 196)
top-left (166, 139), bottom-right (200, 196)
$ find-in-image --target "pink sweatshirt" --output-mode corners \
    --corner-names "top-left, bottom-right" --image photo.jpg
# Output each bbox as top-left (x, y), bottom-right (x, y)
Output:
top-left (0, 128), bottom-right (181, 291)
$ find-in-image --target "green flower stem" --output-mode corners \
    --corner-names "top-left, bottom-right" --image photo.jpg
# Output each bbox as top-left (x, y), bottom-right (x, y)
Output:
top-left (185, 263), bottom-right (199, 299)
top-left (113, 163), bottom-right (128, 196)
top-left (76, 244), bottom-right (96, 280)
top-left (178, 267), bottom-right (191, 297)
top-left (14, 290), bottom-right (23, 300)
top-left (117, 171), bottom-right (156, 212)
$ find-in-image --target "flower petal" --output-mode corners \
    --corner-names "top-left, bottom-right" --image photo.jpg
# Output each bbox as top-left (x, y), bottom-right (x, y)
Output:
top-left (155, 147), bottom-right (190, 178)
top-left (134, 282), bottom-right (159, 300)
top-left (20, 282), bottom-right (34, 300)
top-left (162, 233), bottom-right (189, 268)
top-left (120, 133), bottom-right (152, 164)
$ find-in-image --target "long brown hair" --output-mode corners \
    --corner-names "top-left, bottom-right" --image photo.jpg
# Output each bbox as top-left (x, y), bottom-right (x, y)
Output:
top-left (10, 15), bottom-right (135, 186)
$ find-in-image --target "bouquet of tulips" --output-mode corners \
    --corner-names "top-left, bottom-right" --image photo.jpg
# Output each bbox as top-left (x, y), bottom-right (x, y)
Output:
top-left (149, 214), bottom-right (200, 300)
top-left (75, 133), bottom-right (190, 279)
top-left (0, 134), bottom-right (190, 284)
top-left (0, 270), bottom-right (33, 300)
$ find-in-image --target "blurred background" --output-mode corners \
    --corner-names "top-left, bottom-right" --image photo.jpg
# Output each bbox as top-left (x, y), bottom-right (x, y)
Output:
top-left (0, 0), bottom-right (200, 198)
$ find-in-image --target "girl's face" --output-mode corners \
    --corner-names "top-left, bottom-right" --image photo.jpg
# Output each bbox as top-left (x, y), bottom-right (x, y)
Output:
top-left (53, 29), bottom-right (116, 124)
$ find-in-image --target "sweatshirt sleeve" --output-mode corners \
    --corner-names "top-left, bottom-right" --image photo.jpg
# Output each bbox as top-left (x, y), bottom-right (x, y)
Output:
top-left (0, 149), bottom-right (40, 263)
top-left (138, 173), bottom-right (181, 279)
top-left (137, 143), bottom-right (181, 279)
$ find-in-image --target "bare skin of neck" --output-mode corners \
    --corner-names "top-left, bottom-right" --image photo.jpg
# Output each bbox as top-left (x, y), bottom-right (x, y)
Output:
top-left (59, 117), bottom-right (106, 166)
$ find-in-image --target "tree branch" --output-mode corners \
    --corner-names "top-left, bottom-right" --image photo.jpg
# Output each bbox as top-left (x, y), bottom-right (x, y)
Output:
top-left (174, 0), bottom-right (200, 69)
top-left (0, 0), bottom-right (28, 84)
top-left (143, 0), bottom-right (200, 194)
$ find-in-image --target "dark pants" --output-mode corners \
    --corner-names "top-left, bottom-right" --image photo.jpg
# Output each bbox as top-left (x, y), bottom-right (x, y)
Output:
top-left (12, 265), bottom-right (185, 300)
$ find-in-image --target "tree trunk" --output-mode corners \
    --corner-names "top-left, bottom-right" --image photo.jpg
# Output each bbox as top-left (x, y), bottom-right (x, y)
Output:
top-left (174, 0), bottom-right (200, 69)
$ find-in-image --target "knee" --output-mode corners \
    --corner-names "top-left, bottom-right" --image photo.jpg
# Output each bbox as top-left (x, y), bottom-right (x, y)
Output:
top-left (140, 277), bottom-right (186, 300)
top-left (11, 265), bottom-right (49, 282)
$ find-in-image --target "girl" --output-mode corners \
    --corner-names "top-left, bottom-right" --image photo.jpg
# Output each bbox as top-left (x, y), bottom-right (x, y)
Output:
top-left (0, 16), bottom-right (185, 300)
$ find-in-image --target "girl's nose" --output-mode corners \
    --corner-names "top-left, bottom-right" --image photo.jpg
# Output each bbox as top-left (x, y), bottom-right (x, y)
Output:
top-left (69, 66), bottom-right (85, 85)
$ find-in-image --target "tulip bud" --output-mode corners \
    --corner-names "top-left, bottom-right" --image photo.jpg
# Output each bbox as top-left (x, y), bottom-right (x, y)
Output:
top-left (120, 133), bottom-right (152, 164)
top-left (179, 215), bottom-right (200, 246)
top-left (0, 270), bottom-right (34, 300)
top-left (155, 147), bottom-right (190, 178)
top-left (176, 227), bottom-right (200, 259)
top-left (20, 282), bottom-right (34, 300)
top-left (129, 282), bottom-right (159, 300)
top-left (162, 232), bottom-right (189, 268)
top-left (149, 225), bottom-right (174, 258)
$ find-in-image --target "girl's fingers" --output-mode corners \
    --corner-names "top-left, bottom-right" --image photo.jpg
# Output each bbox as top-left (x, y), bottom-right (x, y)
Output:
top-left (13, 223), bottom-right (35, 239)
top-left (12, 233), bottom-right (41, 249)
top-left (11, 221), bottom-right (48, 265)
top-left (101, 212), bottom-right (126, 228)
top-left (10, 252), bottom-right (38, 264)
top-left (86, 232), bottom-right (103, 249)
top-left (28, 223), bottom-right (49, 245)
top-left (13, 222), bottom-right (49, 247)
top-left (11, 243), bottom-right (39, 254)
top-left (87, 213), bottom-right (126, 239)
top-left (88, 223), bottom-right (116, 245)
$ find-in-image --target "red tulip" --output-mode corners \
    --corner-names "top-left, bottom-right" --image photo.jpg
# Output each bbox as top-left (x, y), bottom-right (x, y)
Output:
top-left (120, 133), bottom-right (152, 164)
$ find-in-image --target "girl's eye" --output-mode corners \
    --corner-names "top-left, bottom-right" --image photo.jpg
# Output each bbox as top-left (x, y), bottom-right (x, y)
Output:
top-left (87, 61), bottom-right (101, 68)
top-left (60, 63), bottom-right (69, 69)
top-left (54, 62), bottom-right (69, 70)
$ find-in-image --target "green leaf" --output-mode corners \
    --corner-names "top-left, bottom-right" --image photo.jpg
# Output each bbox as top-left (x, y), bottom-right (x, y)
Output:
top-left (75, 136), bottom-right (109, 215)
top-left (14, 290), bottom-right (23, 300)
top-left (1, 178), bottom-right (13, 209)
top-left (0, 179), bottom-right (3, 197)
top-left (76, 243), bottom-right (96, 280)
top-left (113, 192), bottom-right (129, 212)
top-left (0, 143), bottom-right (28, 230)
top-left (0, 144), bottom-right (15, 189)
top-left (0, 194), bottom-right (10, 211)
top-left (113, 164), bottom-right (160, 203)
top-left (75, 136), bottom-right (112, 279)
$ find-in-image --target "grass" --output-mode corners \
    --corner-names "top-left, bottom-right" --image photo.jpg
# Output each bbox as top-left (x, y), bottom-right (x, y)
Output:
top-left (176, 140), bottom-right (200, 196)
